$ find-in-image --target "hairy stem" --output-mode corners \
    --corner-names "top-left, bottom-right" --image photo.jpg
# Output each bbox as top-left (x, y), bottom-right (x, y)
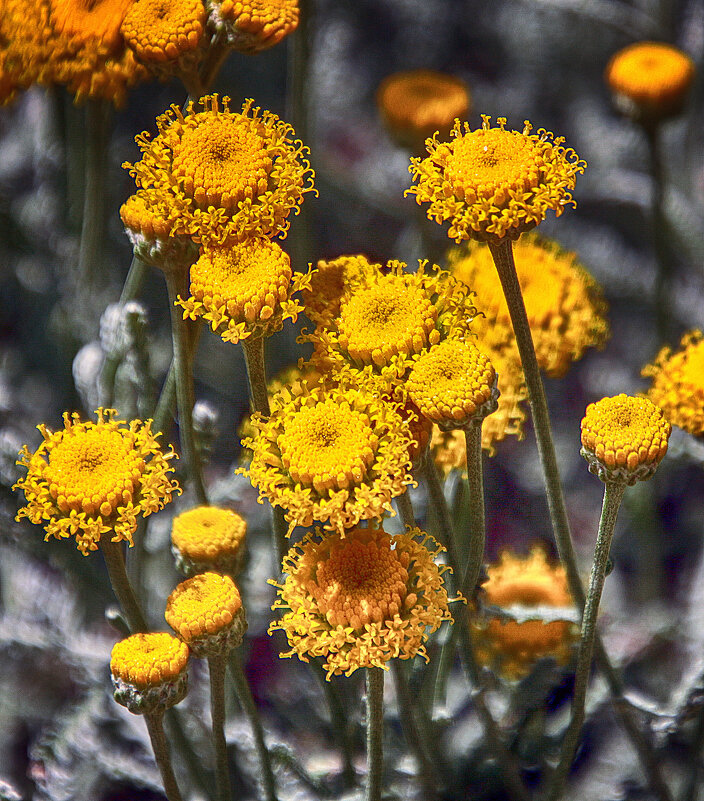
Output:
top-left (208, 653), bottom-right (231, 801)
top-left (463, 422), bottom-right (486, 600)
top-left (144, 712), bottom-right (185, 801)
top-left (100, 538), bottom-right (148, 633)
top-left (365, 667), bottom-right (384, 801)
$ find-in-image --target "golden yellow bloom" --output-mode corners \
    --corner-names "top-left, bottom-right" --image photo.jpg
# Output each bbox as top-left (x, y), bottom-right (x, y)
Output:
top-left (171, 505), bottom-right (247, 576)
top-left (209, 0), bottom-right (299, 53)
top-left (408, 116), bottom-right (586, 244)
top-left (111, 631), bottom-right (189, 714)
top-left (606, 41), bottom-right (695, 120)
top-left (121, 0), bottom-right (205, 65)
top-left (305, 259), bottom-right (476, 397)
top-left (241, 381), bottom-right (414, 535)
top-left (449, 235), bottom-right (609, 378)
top-left (407, 338), bottom-right (497, 429)
top-left (301, 254), bottom-right (380, 325)
top-left (377, 69), bottom-right (470, 153)
top-left (14, 408), bottom-right (179, 556)
top-left (270, 525), bottom-right (452, 677)
top-left (643, 331), bottom-right (704, 436)
top-left (166, 571), bottom-right (247, 657)
top-left (472, 547), bottom-right (577, 680)
top-left (176, 236), bottom-right (308, 344)
top-left (49, 0), bottom-right (132, 51)
top-left (581, 394), bottom-right (670, 484)
top-left (125, 94), bottom-right (315, 244)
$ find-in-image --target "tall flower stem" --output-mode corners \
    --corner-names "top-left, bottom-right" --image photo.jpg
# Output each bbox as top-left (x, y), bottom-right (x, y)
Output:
top-left (365, 667), bottom-right (384, 801)
top-left (208, 653), bottom-right (232, 801)
top-left (546, 480), bottom-right (627, 801)
top-left (100, 538), bottom-right (148, 632)
top-left (164, 268), bottom-right (208, 506)
top-left (228, 649), bottom-right (279, 801)
top-left (144, 712), bottom-right (185, 801)
top-left (463, 422), bottom-right (486, 600)
top-left (488, 238), bottom-right (672, 801)
top-left (241, 335), bottom-right (287, 566)
top-left (423, 452), bottom-right (460, 582)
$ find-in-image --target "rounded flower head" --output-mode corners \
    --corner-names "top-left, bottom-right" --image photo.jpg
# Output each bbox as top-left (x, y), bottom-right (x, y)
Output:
top-left (171, 505), bottom-right (247, 576)
top-left (305, 259), bottom-right (476, 398)
top-left (472, 547), bottom-right (577, 681)
top-left (165, 571), bottom-right (247, 657)
top-left (642, 330), bottom-right (704, 437)
top-left (14, 408), bottom-right (180, 556)
top-left (240, 381), bottom-right (414, 535)
top-left (208, 0), bottom-right (299, 53)
top-left (301, 254), bottom-right (380, 325)
top-left (111, 632), bottom-right (189, 714)
top-left (407, 338), bottom-right (498, 430)
top-left (270, 525), bottom-right (453, 677)
top-left (408, 116), bottom-right (586, 244)
top-left (449, 235), bottom-right (609, 378)
top-left (176, 236), bottom-right (307, 344)
top-left (580, 394), bottom-right (671, 484)
top-left (377, 69), bottom-right (470, 153)
top-left (125, 94), bottom-right (315, 244)
top-left (606, 41), bottom-right (695, 121)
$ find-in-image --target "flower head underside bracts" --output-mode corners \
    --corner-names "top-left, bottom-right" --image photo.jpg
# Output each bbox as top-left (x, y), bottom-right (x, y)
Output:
top-left (581, 394), bottom-right (670, 484)
top-left (642, 330), bottom-right (704, 436)
top-left (304, 259), bottom-right (477, 399)
top-left (448, 235), bottom-right (610, 378)
top-left (407, 116), bottom-right (586, 244)
top-left (472, 547), bottom-right (577, 681)
top-left (111, 632), bottom-right (190, 714)
top-left (208, 0), bottom-right (299, 53)
top-left (176, 236), bottom-right (308, 344)
top-left (171, 505), bottom-right (247, 576)
top-left (14, 408), bottom-right (179, 555)
top-left (240, 381), bottom-right (414, 535)
top-left (270, 525), bottom-right (453, 677)
top-left (606, 41), bottom-right (695, 121)
top-left (166, 571), bottom-right (247, 657)
top-left (124, 94), bottom-right (315, 244)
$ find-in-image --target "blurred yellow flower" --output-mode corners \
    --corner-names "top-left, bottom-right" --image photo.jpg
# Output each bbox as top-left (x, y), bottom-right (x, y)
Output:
top-left (270, 525), bottom-right (452, 677)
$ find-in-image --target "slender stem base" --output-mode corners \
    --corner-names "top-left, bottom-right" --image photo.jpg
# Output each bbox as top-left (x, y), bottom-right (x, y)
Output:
top-left (463, 422), bottom-right (486, 599)
top-left (365, 667), bottom-right (384, 801)
top-left (208, 653), bottom-right (231, 801)
top-left (100, 538), bottom-right (148, 632)
top-left (145, 712), bottom-right (185, 801)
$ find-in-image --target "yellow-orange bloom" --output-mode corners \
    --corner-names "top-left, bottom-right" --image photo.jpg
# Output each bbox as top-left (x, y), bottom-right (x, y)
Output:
top-left (209, 0), bottom-right (299, 53)
top-left (408, 116), bottom-right (586, 244)
top-left (270, 525), bottom-right (453, 677)
top-left (377, 69), bottom-right (470, 153)
top-left (14, 408), bottom-right (179, 555)
top-left (240, 381), bottom-right (414, 535)
top-left (121, 0), bottom-right (206, 65)
top-left (473, 547), bottom-right (577, 680)
top-left (125, 94), bottom-right (315, 244)
top-left (581, 394), bottom-right (670, 484)
top-left (606, 41), bottom-right (695, 120)
top-left (171, 505), bottom-right (247, 576)
top-left (301, 254), bottom-right (380, 325)
top-left (642, 330), bottom-right (704, 437)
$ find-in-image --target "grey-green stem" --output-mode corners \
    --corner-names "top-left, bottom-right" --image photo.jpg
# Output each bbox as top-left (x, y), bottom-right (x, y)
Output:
top-left (100, 538), bottom-right (148, 633)
top-left (208, 653), bottom-right (231, 801)
top-left (365, 667), bottom-right (384, 801)
top-left (463, 422), bottom-right (486, 600)
top-left (144, 712), bottom-right (185, 801)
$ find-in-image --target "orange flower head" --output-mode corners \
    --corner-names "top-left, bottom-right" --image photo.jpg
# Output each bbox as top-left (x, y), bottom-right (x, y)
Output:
top-left (121, 0), bottom-right (206, 67)
top-left (171, 505), bottom-right (247, 576)
top-left (302, 254), bottom-right (380, 325)
top-left (209, 0), bottom-right (299, 53)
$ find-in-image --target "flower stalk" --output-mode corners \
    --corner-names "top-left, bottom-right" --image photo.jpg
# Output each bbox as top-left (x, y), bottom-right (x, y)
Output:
top-left (463, 421), bottom-right (486, 600)
top-left (144, 712), bottom-right (185, 801)
top-left (208, 653), bottom-right (232, 801)
top-left (100, 538), bottom-right (148, 633)
top-left (365, 666), bottom-right (384, 801)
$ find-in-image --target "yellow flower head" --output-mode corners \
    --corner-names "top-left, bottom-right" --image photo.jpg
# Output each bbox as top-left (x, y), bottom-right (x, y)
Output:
top-left (240, 381), bottom-right (414, 535)
top-left (176, 236), bottom-right (307, 344)
top-left (270, 525), bottom-right (453, 677)
top-left (377, 69), bottom-right (470, 153)
top-left (171, 505), bottom-right (247, 576)
top-left (165, 571), bottom-right (247, 657)
top-left (605, 41), bottom-right (695, 120)
top-left (50, 0), bottom-right (132, 51)
top-left (304, 259), bottom-right (476, 397)
top-left (642, 330), bottom-right (704, 437)
top-left (209, 0), bottom-right (299, 53)
top-left (408, 116), bottom-right (586, 244)
top-left (120, 0), bottom-right (206, 67)
top-left (125, 94), bottom-right (315, 244)
top-left (406, 338), bottom-right (498, 429)
top-left (301, 254), bottom-right (380, 325)
top-left (449, 235), bottom-right (609, 378)
top-left (473, 547), bottom-right (577, 680)
top-left (110, 631), bottom-right (189, 714)
top-left (14, 408), bottom-right (179, 556)
top-left (581, 394), bottom-right (671, 484)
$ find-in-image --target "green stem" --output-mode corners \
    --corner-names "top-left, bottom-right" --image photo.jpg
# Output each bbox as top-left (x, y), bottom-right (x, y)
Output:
top-left (463, 422), bottom-right (486, 600)
top-left (365, 667), bottom-right (384, 801)
top-left (164, 268), bottom-right (208, 506)
top-left (144, 712), bottom-right (185, 801)
top-left (546, 481), bottom-right (627, 801)
top-left (100, 538), bottom-right (148, 632)
top-left (208, 653), bottom-right (231, 801)
top-left (423, 448), bottom-right (460, 585)
top-left (228, 649), bottom-right (279, 801)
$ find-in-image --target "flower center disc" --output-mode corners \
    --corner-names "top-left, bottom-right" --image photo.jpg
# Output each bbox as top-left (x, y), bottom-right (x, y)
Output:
top-left (312, 533), bottom-right (409, 629)
top-left (278, 401), bottom-right (378, 492)
top-left (171, 115), bottom-right (273, 212)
